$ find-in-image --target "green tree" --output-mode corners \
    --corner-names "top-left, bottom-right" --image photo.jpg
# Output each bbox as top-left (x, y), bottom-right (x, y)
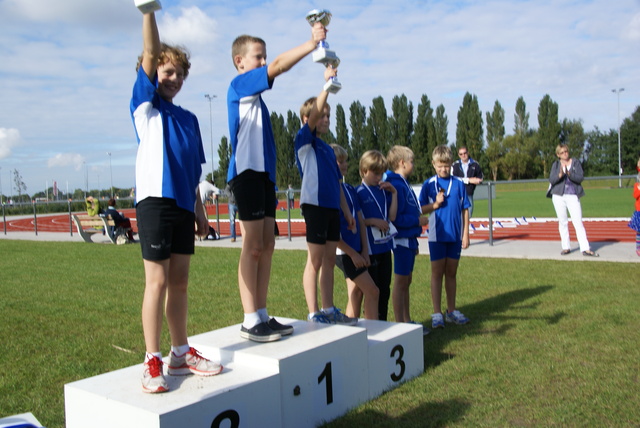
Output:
top-left (621, 105), bottom-right (640, 174)
top-left (348, 101), bottom-right (368, 184)
top-left (434, 104), bottom-right (449, 147)
top-left (455, 92), bottom-right (484, 158)
top-left (389, 94), bottom-right (413, 148)
top-left (214, 135), bottom-right (230, 187)
top-left (560, 119), bottom-right (586, 162)
top-left (486, 100), bottom-right (505, 181)
top-left (366, 96), bottom-right (390, 154)
top-left (412, 95), bottom-right (436, 182)
top-left (584, 126), bottom-right (617, 175)
top-left (537, 94), bottom-right (561, 177)
top-left (286, 111), bottom-right (302, 188)
top-left (335, 103), bottom-right (349, 148)
top-left (501, 134), bottom-right (530, 180)
top-left (13, 169), bottom-right (28, 201)
top-left (272, 112), bottom-right (296, 189)
top-left (514, 96), bottom-right (530, 136)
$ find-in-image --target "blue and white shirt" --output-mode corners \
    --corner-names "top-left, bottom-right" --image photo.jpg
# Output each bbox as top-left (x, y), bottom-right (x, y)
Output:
top-left (227, 66), bottom-right (276, 184)
top-left (418, 175), bottom-right (470, 242)
top-left (356, 183), bottom-right (394, 255)
top-left (295, 123), bottom-right (341, 209)
top-left (130, 66), bottom-right (205, 213)
top-left (385, 170), bottom-right (422, 249)
top-left (339, 182), bottom-right (363, 254)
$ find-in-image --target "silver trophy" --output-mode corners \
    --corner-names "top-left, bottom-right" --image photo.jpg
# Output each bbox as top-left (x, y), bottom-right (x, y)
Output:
top-left (135, 0), bottom-right (162, 14)
top-left (306, 9), bottom-right (342, 94)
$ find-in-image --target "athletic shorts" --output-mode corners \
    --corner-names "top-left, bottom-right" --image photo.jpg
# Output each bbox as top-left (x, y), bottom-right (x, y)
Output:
top-left (302, 204), bottom-right (340, 244)
top-left (336, 254), bottom-right (368, 280)
top-left (393, 244), bottom-right (419, 275)
top-left (136, 197), bottom-right (195, 261)
top-left (230, 170), bottom-right (276, 221)
top-left (428, 241), bottom-right (462, 262)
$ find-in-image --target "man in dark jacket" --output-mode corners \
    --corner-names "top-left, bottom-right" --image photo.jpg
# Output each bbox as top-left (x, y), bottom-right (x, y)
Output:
top-left (452, 146), bottom-right (483, 218)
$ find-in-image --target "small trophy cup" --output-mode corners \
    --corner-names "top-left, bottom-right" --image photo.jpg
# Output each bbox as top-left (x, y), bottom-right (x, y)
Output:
top-left (135, 0), bottom-right (162, 14)
top-left (306, 9), bottom-right (342, 94)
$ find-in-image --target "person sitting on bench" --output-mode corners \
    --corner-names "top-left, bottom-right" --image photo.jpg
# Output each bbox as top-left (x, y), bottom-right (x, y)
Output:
top-left (105, 198), bottom-right (135, 242)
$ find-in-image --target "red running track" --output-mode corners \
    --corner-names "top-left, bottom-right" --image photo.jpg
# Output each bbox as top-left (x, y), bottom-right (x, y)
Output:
top-left (1, 209), bottom-right (634, 242)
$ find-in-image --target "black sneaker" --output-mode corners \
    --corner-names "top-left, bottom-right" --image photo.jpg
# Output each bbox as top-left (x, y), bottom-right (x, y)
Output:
top-left (240, 322), bottom-right (281, 343)
top-left (267, 318), bottom-right (294, 336)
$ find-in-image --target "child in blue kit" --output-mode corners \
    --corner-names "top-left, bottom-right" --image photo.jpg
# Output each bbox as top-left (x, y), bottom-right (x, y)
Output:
top-left (295, 66), bottom-right (356, 325)
top-left (356, 150), bottom-right (397, 321)
top-left (332, 144), bottom-right (380, 320)
top-left (227, 23), bottom-right (327, 342)
top-left (385, 146), bottom-right (428, 325)
top-left (131, 9), bottom-right (222, 394)
top-left (419, 145), bottom-right (471, 329)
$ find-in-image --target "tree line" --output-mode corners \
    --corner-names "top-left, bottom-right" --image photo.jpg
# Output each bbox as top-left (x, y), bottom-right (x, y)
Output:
top-left (212, 92), bottom-right (640, 188)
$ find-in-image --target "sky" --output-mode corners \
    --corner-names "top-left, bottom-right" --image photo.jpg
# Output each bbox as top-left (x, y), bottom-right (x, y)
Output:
top-left (0, 0), bottom-right (638, 197)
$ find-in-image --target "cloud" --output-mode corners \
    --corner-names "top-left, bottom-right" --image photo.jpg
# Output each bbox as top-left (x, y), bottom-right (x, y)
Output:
top-left (47, 153), bottom-right (86, 170)
top-left (160, 7), bottom-right (219, 48)
top-left (0, 128), bottom-right (22, 158)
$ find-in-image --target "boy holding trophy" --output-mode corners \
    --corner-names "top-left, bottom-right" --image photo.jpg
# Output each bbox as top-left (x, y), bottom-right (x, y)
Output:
top-left (227, 14), bottom-right (328, 342)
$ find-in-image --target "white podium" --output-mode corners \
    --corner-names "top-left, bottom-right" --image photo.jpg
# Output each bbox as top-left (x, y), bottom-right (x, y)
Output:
top-left (65, 318), bottom-right (424, 428)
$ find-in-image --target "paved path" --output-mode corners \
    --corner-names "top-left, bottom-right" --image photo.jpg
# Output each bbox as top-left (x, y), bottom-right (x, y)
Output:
top-left (2, 221), bottom-right (636, 263)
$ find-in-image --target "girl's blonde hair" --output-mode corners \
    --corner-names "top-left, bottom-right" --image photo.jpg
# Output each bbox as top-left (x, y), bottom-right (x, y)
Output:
top-left (387, 145), bottom-right (414, 170)
top-left (359, 150), bottom-right (388, 177)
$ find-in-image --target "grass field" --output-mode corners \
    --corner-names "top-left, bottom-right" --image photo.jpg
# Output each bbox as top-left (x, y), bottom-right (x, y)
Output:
top-left (1, 240), bottom-right (639, 427)
top-left (275, 186), bottom-right (636, 220)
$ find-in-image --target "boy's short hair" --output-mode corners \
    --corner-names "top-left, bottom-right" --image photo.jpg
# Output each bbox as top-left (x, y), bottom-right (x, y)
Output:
top-left (136, 43), bottom-right (191, 78)
top-left (231, 35), bottom-right (266, 69)
top-left (299, 97), bottom-right (331, 124)
top-left (432, 145), bottom-right (453, 164)
top-left (387, 145), bottom-right (414, 170)
top-left (331, 144), bottom-right (348, 162)
top-left (108, 198), bottom-right (117, 207)
top-left (359, 150), bottom-right (388, 177)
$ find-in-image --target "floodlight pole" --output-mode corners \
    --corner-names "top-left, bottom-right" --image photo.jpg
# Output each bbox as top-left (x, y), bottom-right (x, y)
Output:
top-left (204, 94), bottom-right (217, 182)
top-left (107, 152), bottom-right (113, 198)
top-left (611, 88), bottom-right (624, 188)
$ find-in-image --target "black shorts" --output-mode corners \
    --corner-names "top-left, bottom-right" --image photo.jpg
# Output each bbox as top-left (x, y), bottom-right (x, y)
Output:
top-left (136, 197), bottom-right (195, 261)
top-left (230, 170), bottom-right (276, 221)
top-left (302, 204), bottom-right (340, 244)
top-left (336, 254), bottom-right (368, 280)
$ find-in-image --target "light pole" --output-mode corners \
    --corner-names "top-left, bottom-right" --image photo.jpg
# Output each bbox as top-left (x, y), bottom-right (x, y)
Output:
top-left (611, 88), bottom-right (625, 188)
top-left (107, 152), bottom-right (113, 198)
top-left (204, 94), bottom-right (217, 183)
top-left (84, 161), bottom-right (88, 199)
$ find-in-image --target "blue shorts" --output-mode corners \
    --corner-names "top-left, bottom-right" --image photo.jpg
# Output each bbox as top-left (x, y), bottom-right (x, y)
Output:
top-left (428, 241), bottom-right (462, 262)
top-left (393, 244), bottom-right (419, 275)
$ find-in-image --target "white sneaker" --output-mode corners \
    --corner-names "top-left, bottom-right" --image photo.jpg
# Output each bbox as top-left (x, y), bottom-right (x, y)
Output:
top-left (142, 356), bottom-right (169, 393)
top-left (168, 347), bottom-right (223, 376)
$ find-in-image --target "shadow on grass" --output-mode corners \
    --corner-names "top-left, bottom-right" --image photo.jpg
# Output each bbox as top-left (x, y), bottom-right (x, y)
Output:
top-left (324, 288), bottom-right (560, 427)
top-left (323, 398), bottom-right (471, 428)
top-left (423, 285), bottom-right (564, 370)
